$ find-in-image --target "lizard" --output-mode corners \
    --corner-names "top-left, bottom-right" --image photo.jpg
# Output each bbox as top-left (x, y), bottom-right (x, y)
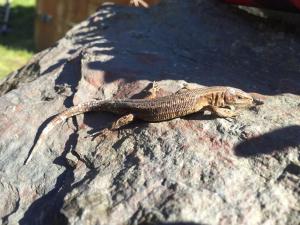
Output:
top-left (23, 83), bottom-right (254, 165)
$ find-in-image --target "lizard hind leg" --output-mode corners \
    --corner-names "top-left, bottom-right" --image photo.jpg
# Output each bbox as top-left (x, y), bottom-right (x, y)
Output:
top-left (144, 81), bottom-right (160, 100)
top-left (88, 81), bottom-right (157, 139)
top-left (111, 113), bottom-right (135, 130)
top-left (86, 113), bottom-right (135, 140)
top-left (87, 82), bottom-right (156, 140)
top-left (130, 0), bottom-right (149, 8)
top-left (175, 83), bottom-right (197, 94)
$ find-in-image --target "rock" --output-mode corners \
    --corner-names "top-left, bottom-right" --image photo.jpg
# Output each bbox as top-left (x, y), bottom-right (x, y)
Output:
top-left (0, 1), bottom-right (300, 225)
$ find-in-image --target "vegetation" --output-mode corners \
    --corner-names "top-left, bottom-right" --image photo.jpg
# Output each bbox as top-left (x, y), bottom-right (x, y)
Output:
top-left (0, 0), bottom-right (35, 79)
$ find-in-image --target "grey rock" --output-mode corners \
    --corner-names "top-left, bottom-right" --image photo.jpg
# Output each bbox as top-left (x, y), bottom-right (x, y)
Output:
top-left (0, 0), bottom-right (300, 225)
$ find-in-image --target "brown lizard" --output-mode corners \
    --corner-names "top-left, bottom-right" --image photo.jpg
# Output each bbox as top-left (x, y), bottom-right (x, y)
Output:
top-left (23, 84), bottom-right (253, 165)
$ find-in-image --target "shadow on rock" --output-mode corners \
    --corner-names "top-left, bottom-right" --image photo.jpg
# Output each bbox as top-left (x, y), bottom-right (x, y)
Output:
top-left (19, 132), bottom-right (79, 225)
top-left (235, 125), bottom-right (300, 157)
top-left (20, 127), bottom-right (100, 225)
top-left (20, 123), bottom-right (101, 225)
top-left (78, 3), bottom-right (300, 96)
top-left (19, 167), bottom-right (73, 225)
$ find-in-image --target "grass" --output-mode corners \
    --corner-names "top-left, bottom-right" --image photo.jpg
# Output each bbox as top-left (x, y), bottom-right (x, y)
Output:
top-left (0, 0), bottom-right (35, 79)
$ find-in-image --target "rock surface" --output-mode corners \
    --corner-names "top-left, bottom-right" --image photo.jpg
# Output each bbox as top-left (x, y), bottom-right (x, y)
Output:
top-left (0, 1), bottom-right (300, 225)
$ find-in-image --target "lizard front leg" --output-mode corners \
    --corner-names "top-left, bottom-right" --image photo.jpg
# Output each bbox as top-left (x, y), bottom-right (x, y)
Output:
top-left (206, 106), bottom-right (238, 118)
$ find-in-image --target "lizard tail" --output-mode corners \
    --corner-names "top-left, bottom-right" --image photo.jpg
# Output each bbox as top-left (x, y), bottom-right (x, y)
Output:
top-left (23, 100), bottom-right (109, 165)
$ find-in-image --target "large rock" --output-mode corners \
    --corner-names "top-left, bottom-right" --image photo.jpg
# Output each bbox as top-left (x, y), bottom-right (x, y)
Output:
top-left (0, 1), bottom-right (299, 224)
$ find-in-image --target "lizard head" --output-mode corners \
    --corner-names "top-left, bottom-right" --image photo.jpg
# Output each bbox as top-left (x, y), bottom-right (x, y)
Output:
top-left (223, 87), bottom-right (253, 107)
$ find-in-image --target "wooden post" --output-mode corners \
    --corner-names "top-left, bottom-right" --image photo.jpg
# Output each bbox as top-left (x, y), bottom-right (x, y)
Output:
top-left (35, 0), bottom-right (160, 50)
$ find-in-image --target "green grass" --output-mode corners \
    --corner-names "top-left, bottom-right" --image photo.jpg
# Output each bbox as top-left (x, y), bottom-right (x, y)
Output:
top-left (0, 0), bottom-right (35, 79)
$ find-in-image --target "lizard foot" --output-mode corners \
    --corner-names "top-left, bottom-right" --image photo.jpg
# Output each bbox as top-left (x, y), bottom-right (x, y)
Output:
top-left (224, 117), bottom-right (236, 122)
top-left (85, 128), bottom-right (112, 141)
top-left (130, 0), bottom-right (149, 8)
